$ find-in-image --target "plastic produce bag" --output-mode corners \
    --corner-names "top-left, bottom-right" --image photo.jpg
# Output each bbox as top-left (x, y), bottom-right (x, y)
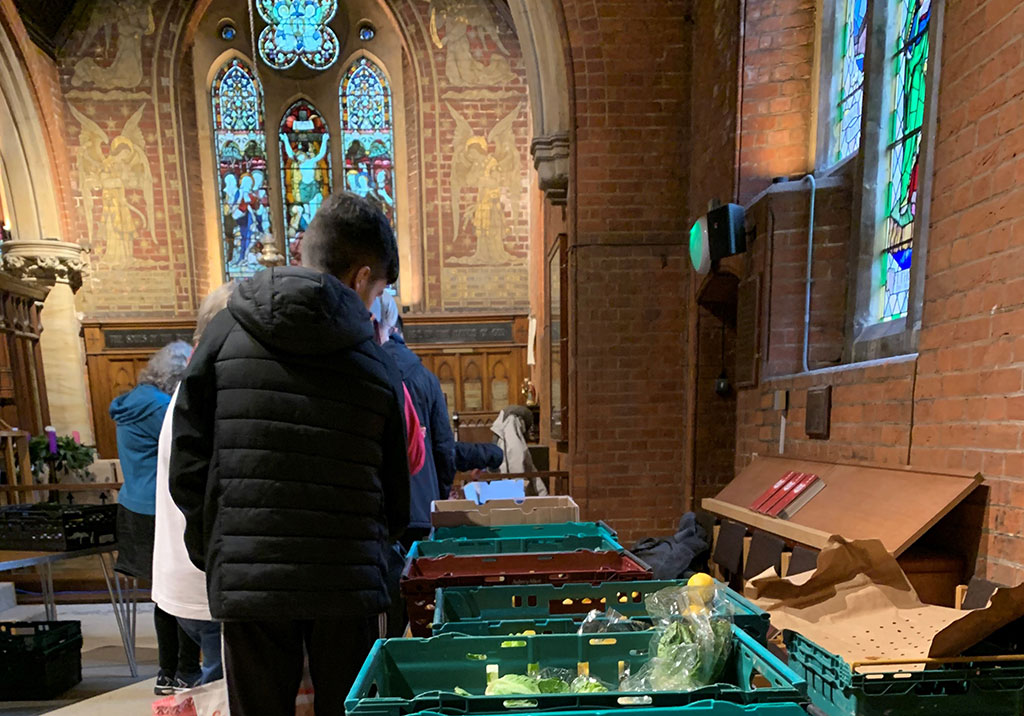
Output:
top-left (618, 578), bottom-right (734, 692)
top-left (577, 607), bottom-right (649, 634)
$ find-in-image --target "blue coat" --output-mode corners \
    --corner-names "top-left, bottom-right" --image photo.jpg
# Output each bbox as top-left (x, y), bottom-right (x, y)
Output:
top-left (109, 383), bottom-right (171, 515)
top-left (383, 335), bottom-right (456, 528)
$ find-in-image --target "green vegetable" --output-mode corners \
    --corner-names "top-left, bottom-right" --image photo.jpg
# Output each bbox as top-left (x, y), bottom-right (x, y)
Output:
top-left (537, 678), bottom-right (570, 694)
top-left (453, 687), bottom-right (472, 697)
top-left (486, 674), bottom-right (542, 696)
top-left (571, 678), bottom-right (609, 693)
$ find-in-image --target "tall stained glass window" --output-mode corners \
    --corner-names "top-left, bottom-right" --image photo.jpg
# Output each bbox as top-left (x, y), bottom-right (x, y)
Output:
top-left (833, 0), bottom-right (867, 163)
top-left (211, 58), bottom-right (272, 280)
top-left (279, 100), bottom-right (332, 265)
top-left (880, 0), bottom-right (930, 322)
top-left (340, 58), bottom-right (396, 230)
top-left (258, 0), bottom-right (339, 71)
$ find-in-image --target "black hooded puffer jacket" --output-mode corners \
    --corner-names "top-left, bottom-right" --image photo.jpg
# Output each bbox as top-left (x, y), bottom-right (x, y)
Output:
top-left (169, 266), bottom-right (410, 620)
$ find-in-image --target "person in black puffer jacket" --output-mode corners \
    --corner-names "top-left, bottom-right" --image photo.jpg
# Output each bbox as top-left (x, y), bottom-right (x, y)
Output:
top-left (169, 193), bottom-right (410, 716)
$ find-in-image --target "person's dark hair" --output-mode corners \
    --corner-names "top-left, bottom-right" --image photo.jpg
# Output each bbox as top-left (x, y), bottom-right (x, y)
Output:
top-left (301, 192), bottom-right (399, 283)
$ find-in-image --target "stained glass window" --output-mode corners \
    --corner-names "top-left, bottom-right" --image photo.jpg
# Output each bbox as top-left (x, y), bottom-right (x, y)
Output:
top-left (833, 0), bottom-right (867, 163)
top-left (257, 0), bottom-right (339, 71)
top-left (279, 100), bottom-right (332, 265)
top-left (880, 0), bottom-right (930, 322)
top-left (340, 58), bottom-right (396, 230)
top-left (211, 58), bottom-right (273, 280)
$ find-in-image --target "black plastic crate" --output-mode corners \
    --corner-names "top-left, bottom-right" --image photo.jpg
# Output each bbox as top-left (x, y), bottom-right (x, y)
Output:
top-left (0, 621), bottom-right (83, 700)
top-left (0, 502), bottom-right (117, 551)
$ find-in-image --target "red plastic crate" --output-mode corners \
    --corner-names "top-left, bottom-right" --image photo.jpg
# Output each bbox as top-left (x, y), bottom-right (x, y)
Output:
top-left (400, 550), bottom-right (652, 637)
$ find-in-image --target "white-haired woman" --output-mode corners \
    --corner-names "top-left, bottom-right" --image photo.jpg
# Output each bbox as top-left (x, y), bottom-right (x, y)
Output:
top-left (110, 340), bottom-right (198, 694)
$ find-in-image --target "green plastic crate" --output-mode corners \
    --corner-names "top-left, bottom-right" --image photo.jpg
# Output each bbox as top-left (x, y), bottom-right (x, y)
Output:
top-left (784, 630), bottom-right (1024, 716)
top-left (431, 522), bottom-right (619, 543)
top-left (403, 703), bottom-right (809, 716)
top-left (0, 621), bottom-right (83, 700)
top-left (409, 533), bottom-right (623, 559)
top-left (346, 625), bottom-right (807, 716)
top-left (432, 580), bottom-right (770, 644)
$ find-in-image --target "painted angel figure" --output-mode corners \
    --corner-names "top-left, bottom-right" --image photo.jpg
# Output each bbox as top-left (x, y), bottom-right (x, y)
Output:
top-left (447, 102), bottom-right (522, 265)
top-left (430, 0), bottom-right (514, 86)
top-left (69, 104), bottom-right (155, 268)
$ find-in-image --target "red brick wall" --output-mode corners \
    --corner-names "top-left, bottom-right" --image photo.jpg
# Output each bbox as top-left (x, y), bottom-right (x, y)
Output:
top-left (694, 298), bottom-right (738, 505)
top-left (562, 0), bottom-right (691, 543)
top-left (688, 0), bottom-right (740, 220)
top-left (738, 0), bottom-right (816, 203)
top-left (689, 0), bottom-right (1024, 584)
top-left (911, 0), bottom-right (1024, 585)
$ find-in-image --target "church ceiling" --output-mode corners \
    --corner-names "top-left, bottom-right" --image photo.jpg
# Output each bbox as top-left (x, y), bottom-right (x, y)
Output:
top-left (13, 0), bottom-right (84, 58)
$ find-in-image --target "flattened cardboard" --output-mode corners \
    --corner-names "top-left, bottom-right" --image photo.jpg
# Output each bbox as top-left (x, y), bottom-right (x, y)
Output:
top-left (744, 537), bottom-right (1024, 665)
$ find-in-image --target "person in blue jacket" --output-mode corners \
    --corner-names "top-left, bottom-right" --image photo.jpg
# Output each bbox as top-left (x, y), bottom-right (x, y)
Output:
top-left (110, 340), bottom-right (199, 695)
top-left (376, 293), bottom-right (456, 543)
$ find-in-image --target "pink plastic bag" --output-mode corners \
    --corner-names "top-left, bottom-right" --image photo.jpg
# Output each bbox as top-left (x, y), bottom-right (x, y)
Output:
top-left (153, 673), bottom-right (314, 716)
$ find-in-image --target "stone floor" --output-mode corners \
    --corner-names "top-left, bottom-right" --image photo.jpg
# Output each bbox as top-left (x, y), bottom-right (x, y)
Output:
top-left (1, 602), bottom-right (161, 716)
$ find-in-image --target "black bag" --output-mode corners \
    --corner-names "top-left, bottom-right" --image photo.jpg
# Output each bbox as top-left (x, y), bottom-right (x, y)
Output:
top-left (631, 512), bottom-right (709, 580)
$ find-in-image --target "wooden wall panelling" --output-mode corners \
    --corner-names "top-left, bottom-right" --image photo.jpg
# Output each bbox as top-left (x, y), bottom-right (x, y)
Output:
top-left (82, 318), bottom-right (196, 458)
top-left (461, 356), bottom-right (485, 411)
top-left (0, 275), bottom-right (50, 433)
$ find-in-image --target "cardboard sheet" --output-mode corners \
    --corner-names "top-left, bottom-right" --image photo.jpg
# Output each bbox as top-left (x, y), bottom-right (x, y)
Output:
top-left (744, 537), bottom-right (1024, 667)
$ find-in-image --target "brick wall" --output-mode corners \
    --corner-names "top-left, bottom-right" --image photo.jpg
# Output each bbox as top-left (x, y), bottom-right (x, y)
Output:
top-left (688, 0), bottom-right (740, 221)
top-left (912, 0), bottom-right (1024, 585)
top-left (738, 0), bottom-right (816, 203)
top-left (694, 297), bottom-right (738, 505)
top-left (562, 0), bottom-right (690, 543)
top-left (685, 0), bottom-right (1024, 583)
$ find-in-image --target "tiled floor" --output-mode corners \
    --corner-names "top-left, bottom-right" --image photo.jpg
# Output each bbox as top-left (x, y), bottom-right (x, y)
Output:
top-left (1, 603), bottom-right (161, 716)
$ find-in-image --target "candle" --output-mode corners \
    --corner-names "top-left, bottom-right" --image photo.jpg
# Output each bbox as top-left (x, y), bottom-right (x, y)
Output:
top-left (72, 431), bottom-right (81, 444)
top-left (45, 426), bottom-right (57, 454)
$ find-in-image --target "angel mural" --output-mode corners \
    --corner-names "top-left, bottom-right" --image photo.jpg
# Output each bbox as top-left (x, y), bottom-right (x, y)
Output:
top-left (69, 104), bottom-right (154, 267)
top-left (447, 102), bottom-right (522, 266)
top-left (430, 0), bottom-right (514, 86)
top-left (71, 0), bottom-right (155, 89)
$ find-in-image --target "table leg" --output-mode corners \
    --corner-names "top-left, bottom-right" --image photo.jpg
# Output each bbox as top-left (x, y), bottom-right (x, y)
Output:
top-left (35, 562), bottom-right (56, 621)
top-left (98, 552), bottom-right (138, 677)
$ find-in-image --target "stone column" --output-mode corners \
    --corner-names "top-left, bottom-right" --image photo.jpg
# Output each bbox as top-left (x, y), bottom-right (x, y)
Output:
top-left (1, 238), bottom-right (91, 443)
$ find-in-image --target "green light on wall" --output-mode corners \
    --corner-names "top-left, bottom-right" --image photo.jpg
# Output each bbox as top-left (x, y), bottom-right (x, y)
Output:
top-left (689, 215), bottom-right (710, 275)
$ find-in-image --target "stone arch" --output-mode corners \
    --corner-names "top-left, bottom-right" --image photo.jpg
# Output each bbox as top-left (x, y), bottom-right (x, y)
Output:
top-left (506, 0), bottom-right (571, 205)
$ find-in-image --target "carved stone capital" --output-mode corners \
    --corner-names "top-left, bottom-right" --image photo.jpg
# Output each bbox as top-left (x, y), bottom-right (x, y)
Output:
top-left (1, 238), bottom-right (87, 293)
top-left (531, 132), bottom-right (570, 206)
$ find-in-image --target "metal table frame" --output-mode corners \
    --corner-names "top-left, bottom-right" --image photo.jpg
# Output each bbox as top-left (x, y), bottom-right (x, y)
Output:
top-left (0, 544), bottom-right (138, 676)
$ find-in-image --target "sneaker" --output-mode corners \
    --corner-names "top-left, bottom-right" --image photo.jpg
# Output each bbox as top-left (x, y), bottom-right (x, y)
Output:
top-left (154, 671), bottom-right (178, 696)
top-left (175, 671), bottom-right (203, 690)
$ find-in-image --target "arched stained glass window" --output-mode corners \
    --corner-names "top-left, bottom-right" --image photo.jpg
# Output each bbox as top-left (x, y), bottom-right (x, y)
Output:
top-left (833, 0), bottom-right (867, 164)
top-left (880, 0), bottom-right (930, 322)
top-left (211, 58), bottom-right (272, 280)
top-left (340, 58), bottom-right (396, 230)
top-left (258, 0), bottom-right (339, 71)
top-left (279, 100), bottom-right (332, 265)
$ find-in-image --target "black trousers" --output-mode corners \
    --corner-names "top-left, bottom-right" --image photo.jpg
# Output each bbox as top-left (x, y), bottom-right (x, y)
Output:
top-left (154, 605), bottom-right (201, 678)
top-left (223, 616), bottom-right (379, 716)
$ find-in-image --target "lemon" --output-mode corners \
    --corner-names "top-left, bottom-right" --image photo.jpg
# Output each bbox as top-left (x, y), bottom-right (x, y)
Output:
top-left (687, 572), bottom-right (715, 606)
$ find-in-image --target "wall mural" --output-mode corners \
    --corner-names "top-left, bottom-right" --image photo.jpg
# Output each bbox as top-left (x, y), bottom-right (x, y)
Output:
top-left (429, 0), bottom-right (514, 87)
top-left (447, 102), bottom-right (521, 266)
top-left (71, 0), bottom-right (155, 90)
top-left (68, 103), bottom-right (154, 268)
top-left (279, 99), bottom-right (332, 265)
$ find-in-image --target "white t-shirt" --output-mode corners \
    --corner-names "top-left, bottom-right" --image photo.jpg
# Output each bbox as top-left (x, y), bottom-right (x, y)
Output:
top-left (151, 389), bottom-right (212, 621)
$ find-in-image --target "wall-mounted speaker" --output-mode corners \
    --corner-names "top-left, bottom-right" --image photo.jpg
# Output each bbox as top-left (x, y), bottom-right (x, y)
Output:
top-left (689, 203), bottom-right (746, 275)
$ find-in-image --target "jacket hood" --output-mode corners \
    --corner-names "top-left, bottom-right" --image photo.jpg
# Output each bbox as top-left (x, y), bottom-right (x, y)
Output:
top-left (229, 266), bottom-right (374, 354)
top-left (383, 335), bottom-right (422, 374)
top-left (109, 383), bottom-right (168, 424)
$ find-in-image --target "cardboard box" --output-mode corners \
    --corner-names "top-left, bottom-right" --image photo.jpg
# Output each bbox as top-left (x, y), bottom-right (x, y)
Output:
top-left (430, 496), bottom-right (580, 527)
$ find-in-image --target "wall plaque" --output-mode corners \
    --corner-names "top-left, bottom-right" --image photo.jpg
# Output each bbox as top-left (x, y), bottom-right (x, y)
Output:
top-left (104, 329), bottom-right (195, 350)
top-left (405, 322), bottom-right (514, 345)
